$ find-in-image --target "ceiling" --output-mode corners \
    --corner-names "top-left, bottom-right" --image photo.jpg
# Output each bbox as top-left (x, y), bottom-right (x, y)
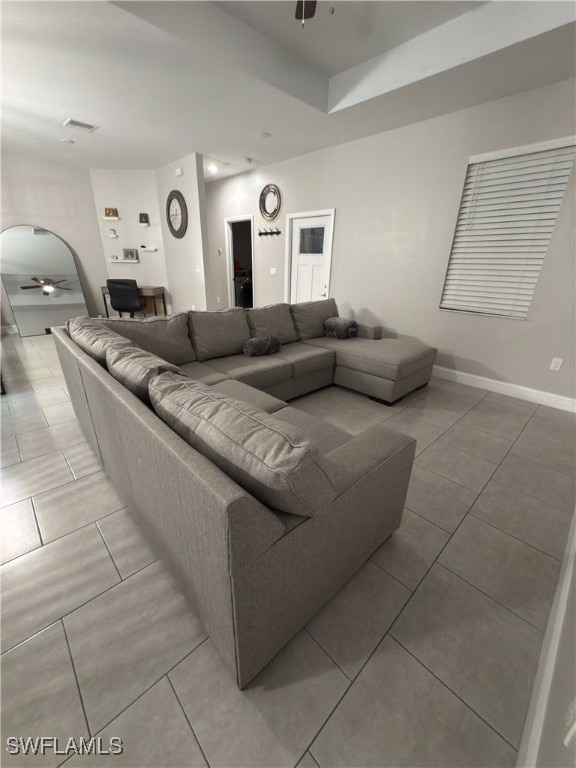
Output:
top-left (216, 1), bottom-right (486, 76)
top-left (2, 1), bottom-right (574, 180)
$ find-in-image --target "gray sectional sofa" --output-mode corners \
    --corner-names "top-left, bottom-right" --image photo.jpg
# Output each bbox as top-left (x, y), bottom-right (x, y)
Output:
top-left (54, 299), bottom-right (436, 687)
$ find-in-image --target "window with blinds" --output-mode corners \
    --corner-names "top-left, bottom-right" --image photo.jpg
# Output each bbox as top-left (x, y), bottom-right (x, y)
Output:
top-left (440, 138), bottom-right (575, 319)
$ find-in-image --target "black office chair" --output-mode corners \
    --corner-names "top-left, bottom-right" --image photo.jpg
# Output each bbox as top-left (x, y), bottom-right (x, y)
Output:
top-left (106, 279), bottom-right (146, 318)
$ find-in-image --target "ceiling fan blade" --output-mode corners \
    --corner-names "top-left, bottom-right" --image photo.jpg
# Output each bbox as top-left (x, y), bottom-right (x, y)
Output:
top-left (31, 277), bottom-right (44, 284)
top-left (58, 287), bottom-right (72, 291)
top-left (295, 1), bottom-right (317, 21)
top-left (51, 279), bottom-right (68, 285)
top-left (20, 285), bottom-right (42, 289)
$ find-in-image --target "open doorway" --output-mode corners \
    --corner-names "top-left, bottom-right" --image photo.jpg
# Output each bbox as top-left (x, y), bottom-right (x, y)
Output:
top-left (225, 216), bottom-right (254, 308)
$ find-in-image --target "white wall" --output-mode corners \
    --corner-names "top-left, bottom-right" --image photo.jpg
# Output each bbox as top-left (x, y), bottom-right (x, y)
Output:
top-left (156, 153), bottom-right (209, 312)
top-left (1, 152), bottom-right (106, 318)
top-left (90, 169), bottom-right (170, 312)
top-left (205, 79), bottom-right (576, 398)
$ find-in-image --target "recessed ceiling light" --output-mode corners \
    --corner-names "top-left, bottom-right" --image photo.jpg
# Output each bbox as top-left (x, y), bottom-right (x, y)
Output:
top-left (207, 163), bottom-right (218, 176)
top-left (63, 117), bottom-right (98, 132)
top-left (60, 138), bottom-right (75, 144)
top-left (260, 132), bottom-right (271, 139)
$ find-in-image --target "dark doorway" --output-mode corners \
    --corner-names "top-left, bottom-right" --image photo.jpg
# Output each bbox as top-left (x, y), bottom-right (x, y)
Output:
top-left (230, 220), bottom-right (253, 308)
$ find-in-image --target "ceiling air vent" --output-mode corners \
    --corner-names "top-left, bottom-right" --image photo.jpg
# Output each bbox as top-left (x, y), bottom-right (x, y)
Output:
top-left (62, 117), bottom-right (99, 132)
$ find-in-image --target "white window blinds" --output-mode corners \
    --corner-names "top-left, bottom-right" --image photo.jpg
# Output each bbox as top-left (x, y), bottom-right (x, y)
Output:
top-left (440, 138), bottom-right (575, 319)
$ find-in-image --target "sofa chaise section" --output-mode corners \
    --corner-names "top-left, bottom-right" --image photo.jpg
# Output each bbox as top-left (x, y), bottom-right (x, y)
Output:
top-left (305, 336), bottom-right (436, 404)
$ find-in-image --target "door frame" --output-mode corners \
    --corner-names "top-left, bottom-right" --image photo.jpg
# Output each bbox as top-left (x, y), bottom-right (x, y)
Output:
top-left (284, 209), bottom-right (335, 303)
top-left (224, 214), bottom-right (254, 308)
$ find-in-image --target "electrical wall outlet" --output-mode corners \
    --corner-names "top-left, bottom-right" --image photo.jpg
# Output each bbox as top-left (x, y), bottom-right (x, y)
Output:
top-left (216, 296), bottom-right (221, 304)
top-left (550, 358), bottom-right (563, 371)
top-left (270, 267), bottom-right (277, 276)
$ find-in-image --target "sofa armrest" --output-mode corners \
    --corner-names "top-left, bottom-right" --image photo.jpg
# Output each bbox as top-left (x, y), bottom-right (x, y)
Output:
top-left (322, 423), bottom-right (415, 496)
top-left (356, 323), bottom-right (382, 340)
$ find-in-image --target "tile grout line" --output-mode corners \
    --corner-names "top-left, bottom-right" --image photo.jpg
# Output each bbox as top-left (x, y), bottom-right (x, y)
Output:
top-left (388, 633), bottom-right (520, 754)
top-left (435, 561), bottom-right (547, 634)
top-left (467, 508), bottom-right (564, 563)
top-left (95, 521), bottom-right (123, 582)
top-left (166, 673), bottom-right (212, 768)
top-left (1, 459), bottom-right (99, 511)
top-left (385, 495), bottom-right (488, 632)
top-left (60, 619), bottom-right (92, 739)
top-left (30, 496), bottom-right (44, 547)
top-left (87, 637), bottom-right (209, 741)
top-left (487, 477), bottom-right (573, 515)
top-left (369, 555), bottom-right (415, 593)
top-left (303, 627), bottom-right (354, 683)
top-left (504, 406), bottom-right (576, 479)
top-left (0, 553), bottom-right (164, 657)
top-left (292, 659), bottom-right (354, 768)
top-left (2, 496), bottom-right (126, 557)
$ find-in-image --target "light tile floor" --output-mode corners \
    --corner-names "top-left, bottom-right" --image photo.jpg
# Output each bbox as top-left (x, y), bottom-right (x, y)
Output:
top-left (1, 331), bottom-right (575, 767)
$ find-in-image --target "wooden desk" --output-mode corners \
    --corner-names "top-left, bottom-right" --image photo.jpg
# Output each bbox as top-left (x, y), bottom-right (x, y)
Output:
top-left (101, 285), bottom-right (166, 318)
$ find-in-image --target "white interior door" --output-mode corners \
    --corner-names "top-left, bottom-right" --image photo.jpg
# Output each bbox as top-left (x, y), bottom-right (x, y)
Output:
top-left (288, 212), bottom-right (334, 303)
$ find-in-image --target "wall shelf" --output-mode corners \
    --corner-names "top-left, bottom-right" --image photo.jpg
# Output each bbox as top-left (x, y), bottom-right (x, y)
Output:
top-left (102, 216), bottom-right (120, 221)
top-left (108, 258), bottom-right (139, 264)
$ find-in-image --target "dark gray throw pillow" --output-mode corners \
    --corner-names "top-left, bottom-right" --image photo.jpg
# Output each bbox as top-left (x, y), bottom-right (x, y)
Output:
top-left (243, 335), bottom-right (281, 357)
top-left (324, 317), bottom-right (359, 339)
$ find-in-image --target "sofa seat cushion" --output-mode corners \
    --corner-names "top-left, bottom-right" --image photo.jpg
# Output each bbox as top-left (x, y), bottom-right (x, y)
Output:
top-left (149, 373), bottom-right (336, 517)
top-left (246, 303), bottom-right (297, 344)
top-left (67, 317), bottom-right (135, 365)
top-left (290, 298), bottom-right (339, 340)
top-left (207, 354), bottom-right (292, 389)
top-left (275, 342), bottom-right (335, 379)
top-left (210, 380), bottom-right (286, 414)
top-left (188, 308), bottom-right (251, 361)
top-left (106, 345), bottom-right (182, 403)
top-left (273, 407), bottom-right (350, 454)
top-left (92, 313), bottom-right (196, 365)
top-left (304, 337), bottom-right (437, 381)
top-left (179, 361), bottom-right (228, 385)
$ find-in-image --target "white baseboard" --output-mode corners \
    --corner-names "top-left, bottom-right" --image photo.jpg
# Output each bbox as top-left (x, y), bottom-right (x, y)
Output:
top-left (0, 324), bottom-right (19, 335)
top-left (433, 365), bottom-right (576, 413)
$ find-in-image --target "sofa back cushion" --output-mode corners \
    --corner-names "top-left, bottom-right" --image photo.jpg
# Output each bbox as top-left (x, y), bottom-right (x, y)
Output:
top-left (92, 314), bottom-right (195, 365)
top-left (290, 298), bottom-right (339, 340)
top-left (106, 345), bottom-right (183, 403)
top-left (67, 317), bottom-right (134, 365)
top-left (188, 308), bottom-right (251, 362)
top-left (149, 372), bottom-right (335, 516)
top-left (246, 303), bottom-right (297, 344)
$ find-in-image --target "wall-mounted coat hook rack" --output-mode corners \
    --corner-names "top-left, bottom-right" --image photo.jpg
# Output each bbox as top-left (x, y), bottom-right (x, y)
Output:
top-left (258, 228), bottom-right (281, 237)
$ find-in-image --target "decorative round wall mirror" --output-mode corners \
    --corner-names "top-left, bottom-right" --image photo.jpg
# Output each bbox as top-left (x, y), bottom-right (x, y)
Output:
top-left (1, 225), bottom-right (88, 337)
top-left (259, 184), bottom-right (281, 221)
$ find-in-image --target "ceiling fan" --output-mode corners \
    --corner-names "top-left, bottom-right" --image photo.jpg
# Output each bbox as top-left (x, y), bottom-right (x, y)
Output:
top-left (20, 277), bottom-right (71, 296)
top-left (295, 1), bottom-right (317, 26)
